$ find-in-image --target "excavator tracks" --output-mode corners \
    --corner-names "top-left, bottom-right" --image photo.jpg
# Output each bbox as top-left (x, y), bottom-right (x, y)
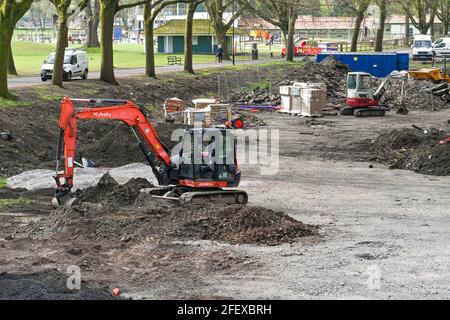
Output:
top-left (340, 106), bottom-right (385, 117)
top-left (145, 187), bottom-right (248, 205)
top-left (353, 108), bottom-right (385, 117)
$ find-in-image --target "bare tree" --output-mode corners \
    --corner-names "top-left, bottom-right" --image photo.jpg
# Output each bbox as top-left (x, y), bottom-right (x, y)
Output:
top-left (0, 0), bottom-right (34, 99)
top-left (99, 0), bottom-right (147, 84)
top-left (85, 0), bottom-right (100, 47)
top-left (435, 0), bottom-right (450, 36)
top-left (375, 0), bottom-right (387, 52)
top-left (49, 0), bottom-right (88, 87)
top-left (184, 1), bottom-right (202, 73)
top-left (29, 0), bottom-right (54, 30)
top-left (240, 0), bottom-right (302, 62)
top-left (336, 0), bottom-right (371, 51)
top-left (204, 0), bottom-right (241, 60)
top-left (401, 0), bottom-right (437, 34)
top-left (116, 2), bottom-right (139, 42)
top-left (143, 1), bottom-right (189, 78)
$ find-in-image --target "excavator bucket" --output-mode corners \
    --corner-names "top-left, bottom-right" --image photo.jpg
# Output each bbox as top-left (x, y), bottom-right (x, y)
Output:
top-left (51, 192), bottom-right (76, 209)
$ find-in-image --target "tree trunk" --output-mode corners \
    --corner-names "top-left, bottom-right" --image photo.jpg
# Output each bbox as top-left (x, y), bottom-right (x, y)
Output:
top-left (351, 13), bottom-right (365, 52)
top-left (100, 0), bottom-right (118, 84)
top-left (404, 16), bottom-right (410, 47)
top-left (184, 1), bottom-right (198, 74)
top-left (86, 0), bottom-right (100, 47)
top-left (8, 44), bottom-right (17, 76)
top-left (0, 0), bottom-right (32, 99)
top-left (0, 32), bottom-right (13, 98)
top-left (375, 0), bottom-right (386, 52)
top-left (216, 30), bottom-right (230, 60)
top-left (444, 19), bottom-right (449, 36)
top-left (144, 2), bottom-right (156, 78)
top-left (286, 12), bottom-right (296, 62)
top-left (53, 15), bottom-right (69, 87)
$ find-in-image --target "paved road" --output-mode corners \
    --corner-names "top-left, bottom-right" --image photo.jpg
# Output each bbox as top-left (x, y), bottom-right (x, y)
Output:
top-left (8, 57), bottom-right (289, 88)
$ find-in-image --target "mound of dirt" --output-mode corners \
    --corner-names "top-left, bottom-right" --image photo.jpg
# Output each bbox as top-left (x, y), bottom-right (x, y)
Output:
top-left (318, 55), bottom-right (351, 76)
top-left (75, 173), bottom-right (153, 206)
top-left (372, 127), bottom-right (450, 175)
top-left (0, 269), bottom-right (115, 300)
top-left (28, 174), bottom-right (318, 246)
top-left (181, 205), bottom-right (319, 245)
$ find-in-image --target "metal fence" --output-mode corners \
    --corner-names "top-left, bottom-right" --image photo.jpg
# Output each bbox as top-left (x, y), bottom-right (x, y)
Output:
top-left (338, 39), bottom-right (406, 52)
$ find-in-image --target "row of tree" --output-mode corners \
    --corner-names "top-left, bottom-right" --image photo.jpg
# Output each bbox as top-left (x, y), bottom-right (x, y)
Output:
top-left (1, 0), bottom-right (450, 99)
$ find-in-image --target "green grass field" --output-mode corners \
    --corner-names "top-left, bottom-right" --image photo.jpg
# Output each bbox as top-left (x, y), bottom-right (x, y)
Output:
top-left (11, 42), bottom-right (226, 76)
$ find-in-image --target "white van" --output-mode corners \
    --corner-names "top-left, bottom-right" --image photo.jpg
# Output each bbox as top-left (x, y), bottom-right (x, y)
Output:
top-left (40, 49), bottom-right (88, 81)
top-left (432, 37), bottom-right (450, 56)
top-left (412, 34), bottom-right (433, 60)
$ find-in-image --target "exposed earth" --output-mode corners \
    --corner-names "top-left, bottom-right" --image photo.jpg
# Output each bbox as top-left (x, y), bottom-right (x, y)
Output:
top-left (2, 60), bottom-right (450, 299)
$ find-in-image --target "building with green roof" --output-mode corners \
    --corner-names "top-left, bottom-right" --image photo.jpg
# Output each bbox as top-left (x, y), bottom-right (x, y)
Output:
top-left (154, 19), bottom-right (237, 54)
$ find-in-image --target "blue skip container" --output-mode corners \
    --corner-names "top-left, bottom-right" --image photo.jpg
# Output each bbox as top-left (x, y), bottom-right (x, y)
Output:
top-left (316, 52), bottom-right (409, 77)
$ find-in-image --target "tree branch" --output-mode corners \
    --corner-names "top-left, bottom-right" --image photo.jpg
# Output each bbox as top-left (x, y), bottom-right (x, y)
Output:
top-left (117, 0), bottom-right (148, 12)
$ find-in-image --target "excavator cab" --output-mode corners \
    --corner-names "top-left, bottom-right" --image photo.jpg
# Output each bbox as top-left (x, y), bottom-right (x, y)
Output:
top-left (341, 72), bottom-right (388, 117)
top-left (345, 72), bottom-right (378, 108)
top-left (177, 128), bottom-right (241, 188)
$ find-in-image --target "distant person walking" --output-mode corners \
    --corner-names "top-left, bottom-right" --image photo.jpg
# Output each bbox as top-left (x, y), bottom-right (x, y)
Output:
top-left (216, 44), bottom-right (223, 63)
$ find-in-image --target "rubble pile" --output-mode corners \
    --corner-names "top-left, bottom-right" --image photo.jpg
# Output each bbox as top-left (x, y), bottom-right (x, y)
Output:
top-left (372, 127), bottom-right (450, 175)
top-left (378, 78), bottom-right (449, 111)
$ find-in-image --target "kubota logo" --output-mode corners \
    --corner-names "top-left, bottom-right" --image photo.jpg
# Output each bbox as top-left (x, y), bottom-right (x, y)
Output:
top-left (94, 112), bottom-right (112, 118)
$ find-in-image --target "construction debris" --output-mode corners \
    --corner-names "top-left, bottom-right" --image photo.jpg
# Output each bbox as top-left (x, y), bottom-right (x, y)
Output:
top-left (378, 78), bottom-right (449, 111)
top-left (372, 127), bottom-right (450, 175)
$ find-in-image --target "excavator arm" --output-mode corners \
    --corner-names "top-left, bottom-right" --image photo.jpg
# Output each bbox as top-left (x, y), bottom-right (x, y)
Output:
top-left (373, 70), bottom-right (409, 105)
top-left (54, 97), bottom-right (173, 201)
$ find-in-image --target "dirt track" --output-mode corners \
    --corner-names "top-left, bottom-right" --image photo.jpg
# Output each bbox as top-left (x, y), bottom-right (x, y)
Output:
top-left (2, 108), bottom-right (450, 299)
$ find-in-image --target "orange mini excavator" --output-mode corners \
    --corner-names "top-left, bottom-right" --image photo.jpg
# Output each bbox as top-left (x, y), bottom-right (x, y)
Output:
top-left (52, 97), bottom-right (248, 208)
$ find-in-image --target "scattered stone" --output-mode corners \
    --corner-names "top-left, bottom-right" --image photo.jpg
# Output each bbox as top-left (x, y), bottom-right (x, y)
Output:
top-left (0, 132), bottom-right (11, 141)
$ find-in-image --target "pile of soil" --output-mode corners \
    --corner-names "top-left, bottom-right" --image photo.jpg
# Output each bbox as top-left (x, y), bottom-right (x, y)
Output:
top-left (28, 175), bottom-right (318, 246)
top-left (372, 127), bottom-right (450, 175)
top-left (0, 269), bottom-right (114, 300)
top-left (74, 173), bottom-right (153, 206)
top-left (378, 78), bottom-right (449, 111)
top-left (181, 205), bottom-right (319, 245)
